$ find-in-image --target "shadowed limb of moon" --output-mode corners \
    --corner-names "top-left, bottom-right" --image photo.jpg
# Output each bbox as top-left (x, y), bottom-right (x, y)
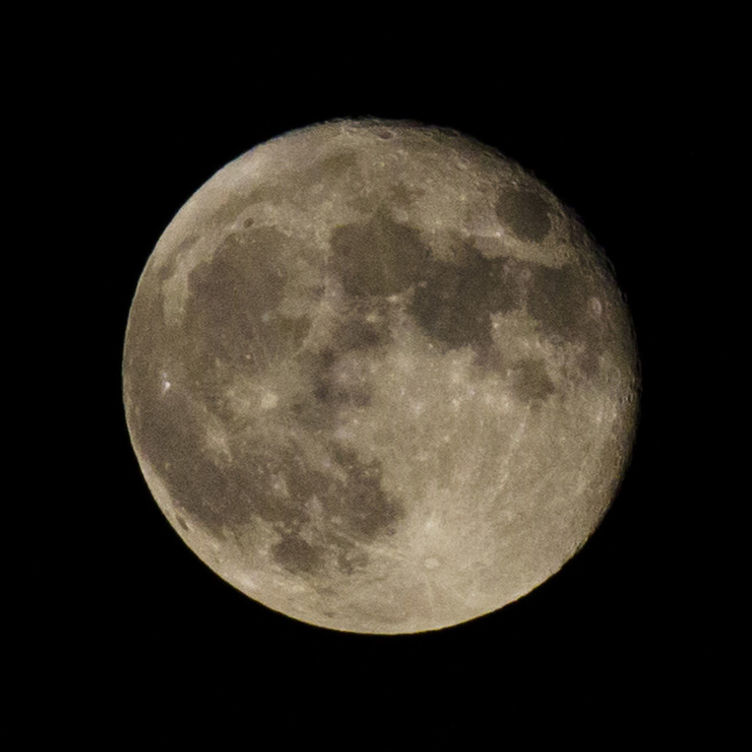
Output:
top-left (123, 119), bottom-right (639, 634)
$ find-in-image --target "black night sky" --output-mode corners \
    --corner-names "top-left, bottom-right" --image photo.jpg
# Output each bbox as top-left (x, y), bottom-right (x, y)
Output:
top-left (47, 26), bottom-right (726, 746)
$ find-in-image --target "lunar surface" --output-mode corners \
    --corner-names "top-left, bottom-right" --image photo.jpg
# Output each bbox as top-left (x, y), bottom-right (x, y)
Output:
top-left (123, 119), bottom-right (639, 634)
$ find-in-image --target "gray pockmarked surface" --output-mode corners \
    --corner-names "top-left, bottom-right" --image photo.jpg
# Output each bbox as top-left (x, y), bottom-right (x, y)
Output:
top-left (123, 120), bottom-right (639, 634)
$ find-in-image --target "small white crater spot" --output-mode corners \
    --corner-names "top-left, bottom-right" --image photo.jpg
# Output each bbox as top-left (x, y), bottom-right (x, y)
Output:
top-left (424, 557), bottom-right (440, 570)
top-left (260, 391), bottom-right (279, 410)
top-left (160, 372), bottom-right (171, 394)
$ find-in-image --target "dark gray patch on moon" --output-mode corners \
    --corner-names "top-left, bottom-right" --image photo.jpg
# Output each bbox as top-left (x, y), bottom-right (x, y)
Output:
top-left (312, 357), bottom-right (372, 409)
top-left (508, 359), bottom-right (556, 402)
top-left (266, 442), bottom-right (404, 576)
top-left (182, 226), bottom-right (312, 384)
top-left (410, 249), bottom-right (526, 358)
top-left (334, 317), bottom-right (387, 352)
top-left (131, 390), bottom-right (406, 561)
top-left (308, 315), bottom-right (391, 411)
top-left (271, 535), bottom-right (323, 574)
top-left (495, 188), bottom-right (552, 241)
top-left (328, 445), bottom-right (404, 538)
top-left (132, 386), bottom-right (257, 537)
top-left (335, 547), bottom-right (370, 575)
top-left (123, 280), bottom-right (261, 536)
top-left (292, 309), bottom-right (391, 430)
top-left (331, 209), bottom-right (429, 297)
top-left (408, 240), bottom-right (609, 387)
top-left (527, 264), bottom-right (592, 343)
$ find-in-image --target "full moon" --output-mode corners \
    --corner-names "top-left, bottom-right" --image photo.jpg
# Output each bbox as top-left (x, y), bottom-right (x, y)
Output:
top-left (123, 119), bottom-right (639, 634)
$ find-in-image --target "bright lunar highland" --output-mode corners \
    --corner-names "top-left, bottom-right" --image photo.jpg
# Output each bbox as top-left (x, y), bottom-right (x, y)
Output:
top-left (123, 120), bottom-right (639, 634)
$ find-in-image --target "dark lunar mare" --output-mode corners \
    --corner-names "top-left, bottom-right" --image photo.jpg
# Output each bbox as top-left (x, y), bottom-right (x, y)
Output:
top-left (251, 439), bottom-right (405, 577)
top-left (495, 187), bottom-right (552, 241)
top-left (124, 223), bottom-right (407, 575)
top-left (331, 209), bottom-right (429, 298)
top-left (324, 192), bottom-right (616, 397)
top-left (407, 242), bottom-right (612, 398)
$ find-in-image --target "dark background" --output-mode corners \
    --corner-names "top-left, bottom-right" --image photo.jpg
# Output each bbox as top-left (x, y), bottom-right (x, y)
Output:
top-left (50, 29), bottom-right (724, 746)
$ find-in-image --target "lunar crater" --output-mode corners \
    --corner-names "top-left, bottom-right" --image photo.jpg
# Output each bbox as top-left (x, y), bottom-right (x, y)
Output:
top-left (495, 187), bottom-right (553, 242)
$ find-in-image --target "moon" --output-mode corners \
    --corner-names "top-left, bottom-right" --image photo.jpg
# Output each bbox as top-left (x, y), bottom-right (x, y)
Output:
top-left (123, 119), bottom-right (639, 634)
